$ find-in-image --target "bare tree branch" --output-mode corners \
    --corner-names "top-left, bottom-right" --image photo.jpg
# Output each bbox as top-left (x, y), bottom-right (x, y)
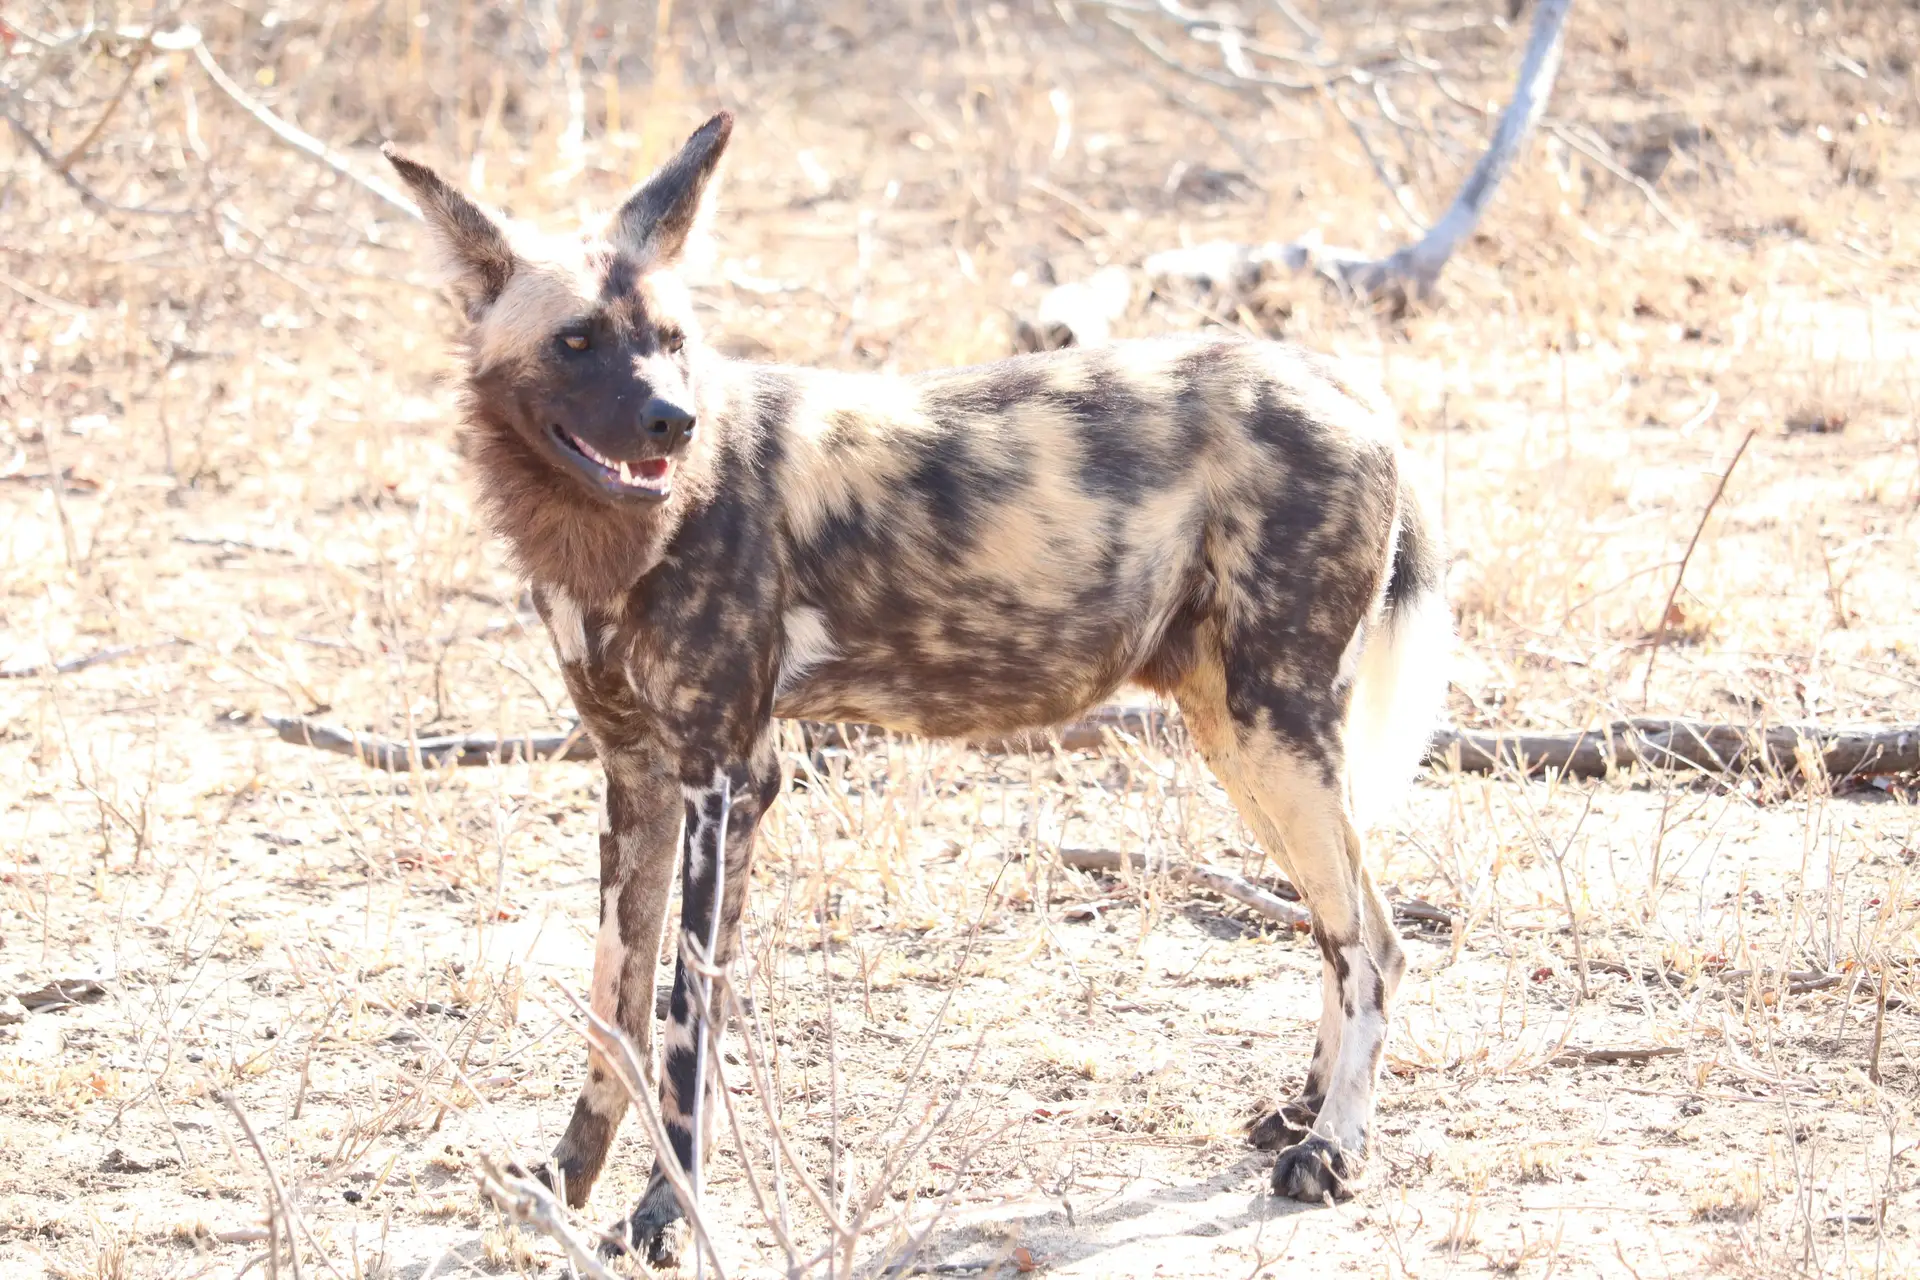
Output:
top-left (159, 25), bottom-right (420, 220)
top-left (2, 110), bottom-right (198, 218)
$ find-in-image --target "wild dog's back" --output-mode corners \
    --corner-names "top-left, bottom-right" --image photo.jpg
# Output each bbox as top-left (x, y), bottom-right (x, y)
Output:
top-left (758, 334), bottom-right (1407, 740)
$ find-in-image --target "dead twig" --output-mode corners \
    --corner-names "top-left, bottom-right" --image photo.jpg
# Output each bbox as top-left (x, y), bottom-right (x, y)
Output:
top-left (1547, 121), bottom-right (1691, 234)
top-left (220, 1091), bottom-right (306, 1280)
top-left (1868, 966), bottom-right (1889, 1084)
top-left (0, 267), bottom-right (94, 314)
top-left (54, 33), bottom-right (153, 170)
top-left (1640, 428), bottom-right (1757, 707)
top-left (1327, 83), bottom-right (1427, 230)
top-left (472, 1155), bottom-right (623, 1280)
top-left (2, 110), bottom-right (199, 218)
top-left (550, 982), bottom-right (731, 1278)
top-left (1072, 27), bottom-right (1266, 175)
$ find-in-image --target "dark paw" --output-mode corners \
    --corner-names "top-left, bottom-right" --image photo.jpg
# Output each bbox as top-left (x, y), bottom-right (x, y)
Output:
top-left (1247, 1098), bottom-right (1320, 1151)
top-left (603, 1198), bottom-right (689, 1268)
top-left (1269, 1135), bottom-right (1359, 1204)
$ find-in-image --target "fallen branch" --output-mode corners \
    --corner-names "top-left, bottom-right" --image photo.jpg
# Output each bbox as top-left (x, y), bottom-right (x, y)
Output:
top-left (1433, 718), bottom-right (1920, 780)
top-left (1549, 1045), bottom-right (1682, 1066)
top-left (264, 714), bottom-right (593, 769)
top-left (266, 709), bottom-right (1920, 780)
top-left (263, 706), bottom-right (1172, 771)
top-left (0, 639), bottom-right (185, 679)
top-left (1057, 847), bottom-right (1311, 929)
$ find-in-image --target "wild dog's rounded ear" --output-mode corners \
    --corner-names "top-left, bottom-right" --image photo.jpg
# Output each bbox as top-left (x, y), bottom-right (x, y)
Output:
top-left (610, 110), bottom-right (734, 267)
top-left (382, 144), bottom-right (518, 320)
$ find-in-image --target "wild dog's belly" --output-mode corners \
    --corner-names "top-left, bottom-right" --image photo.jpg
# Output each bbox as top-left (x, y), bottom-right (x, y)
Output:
top-left (769, 586), bottom-right (1174, 739)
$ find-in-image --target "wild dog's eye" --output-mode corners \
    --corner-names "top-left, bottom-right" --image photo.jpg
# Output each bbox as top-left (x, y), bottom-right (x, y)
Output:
top-left (659, 329), bottom-right (686, 355)
top-left (559, 332), bottom-right (590, 353)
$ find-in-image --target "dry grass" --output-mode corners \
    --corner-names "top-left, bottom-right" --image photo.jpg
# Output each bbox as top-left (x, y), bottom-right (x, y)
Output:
top-left (3, 0), bottom-right (1918, 1276)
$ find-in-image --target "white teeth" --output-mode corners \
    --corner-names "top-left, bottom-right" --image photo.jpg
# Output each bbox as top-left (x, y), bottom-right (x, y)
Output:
top-left (561, 429), bottom-right (669, 491)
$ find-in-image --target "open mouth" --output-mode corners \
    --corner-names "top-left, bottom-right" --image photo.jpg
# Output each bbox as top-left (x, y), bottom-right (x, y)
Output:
top-left (549, 425), bottom-right (675, 501)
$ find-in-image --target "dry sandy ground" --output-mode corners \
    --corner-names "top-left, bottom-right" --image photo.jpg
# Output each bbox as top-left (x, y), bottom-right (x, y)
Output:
top-left (1, 717), bottom-right (1915, 1278)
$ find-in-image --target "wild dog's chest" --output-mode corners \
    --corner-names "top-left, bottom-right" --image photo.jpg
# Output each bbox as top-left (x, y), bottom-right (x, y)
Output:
top-left (531, 581), bottom-right (777, 749)
top-left (533, 586), bottom-right (658, 723)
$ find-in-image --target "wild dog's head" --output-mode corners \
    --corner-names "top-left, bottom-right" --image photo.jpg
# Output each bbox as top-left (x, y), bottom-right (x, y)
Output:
top-left (383, 113), bottom-right (732, 511)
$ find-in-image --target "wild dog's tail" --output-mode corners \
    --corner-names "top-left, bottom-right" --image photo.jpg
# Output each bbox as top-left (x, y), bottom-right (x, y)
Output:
top-left (1344, 484), bottom-right (1453, 830)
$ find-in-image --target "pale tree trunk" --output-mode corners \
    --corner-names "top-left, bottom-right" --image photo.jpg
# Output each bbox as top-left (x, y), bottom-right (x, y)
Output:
top-left (1107, 0), bottom-right (1577, 321)
top-left (1343, 0), bottom-right (1574, 302)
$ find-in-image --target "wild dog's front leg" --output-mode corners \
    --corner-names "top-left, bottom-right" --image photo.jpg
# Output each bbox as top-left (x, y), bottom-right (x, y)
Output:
top-left (619, 740), bottom-right (782, 1266)
top-left (542, 754), bottom-right (681, 1207)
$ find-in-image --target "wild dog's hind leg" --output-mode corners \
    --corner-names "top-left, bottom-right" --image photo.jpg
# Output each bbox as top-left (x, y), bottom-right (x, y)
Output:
top-left (1246, 961), bottom-right (1340, 1150)
top-left (1250, 744), bottom-right (1398, 1203)
top-left (1248, 867), bottom-right (1401, 1151)
top-left (541, 754), bottom-right (681, 1207)
top-left (618, 737), bottom-right (782, 1266)
top-left (1178, 670), bottom-right (1399, 1202)
top-left (1176, 683), bottom-right (1342, 1157)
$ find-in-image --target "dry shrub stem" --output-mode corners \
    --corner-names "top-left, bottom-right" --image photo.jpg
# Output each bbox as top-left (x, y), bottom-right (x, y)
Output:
top-left (552, 982), bottom-right (731, 1279)
top-left (1640, 428), bottom-right (1758, 708)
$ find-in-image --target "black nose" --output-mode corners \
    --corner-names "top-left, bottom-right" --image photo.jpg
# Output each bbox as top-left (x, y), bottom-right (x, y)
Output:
top-left (643, 397), bottom-right (695, 447)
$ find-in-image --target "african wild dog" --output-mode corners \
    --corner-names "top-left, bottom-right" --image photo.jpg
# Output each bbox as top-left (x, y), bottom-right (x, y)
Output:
top-left (384, 112), bottom-right (1451, 1262)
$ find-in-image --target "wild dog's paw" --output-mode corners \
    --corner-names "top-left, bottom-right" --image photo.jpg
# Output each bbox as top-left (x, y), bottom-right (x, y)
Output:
top-left (543, 1100), bottom-right (618, 1208)
top-left (1269, 1134), bottom-right (1360, 1204)
top-left (1246, 1098), bottom-right (1320, 1151)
